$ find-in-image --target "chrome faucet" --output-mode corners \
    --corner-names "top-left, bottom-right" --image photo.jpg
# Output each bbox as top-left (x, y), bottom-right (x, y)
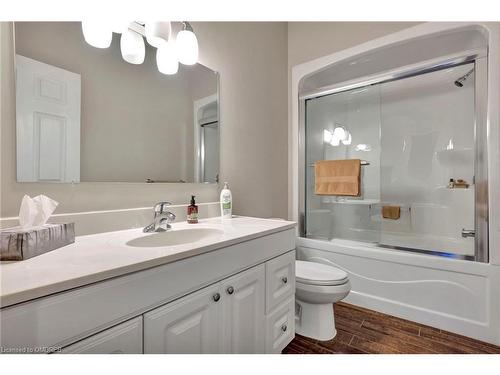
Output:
top-left (143, 202), bottom-right (176, 233)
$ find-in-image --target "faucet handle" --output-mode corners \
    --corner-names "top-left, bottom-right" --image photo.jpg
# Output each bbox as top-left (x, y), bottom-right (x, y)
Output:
top-left (165, 212), bottom-right (176, 221)
top-left (153, 201), bottom-right (172, 214)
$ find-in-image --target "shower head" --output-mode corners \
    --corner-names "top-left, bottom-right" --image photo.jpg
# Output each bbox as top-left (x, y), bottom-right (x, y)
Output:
top-left (454, 68), bottom-right (474, 88)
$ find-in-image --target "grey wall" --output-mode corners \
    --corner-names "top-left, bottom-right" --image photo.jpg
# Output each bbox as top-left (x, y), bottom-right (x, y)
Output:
top-left (1, 22), bottom-right (289, 219)
top-left (193, 22), bottom-right (288, 219)
top-left (287, 22), bottom-right (422, 68)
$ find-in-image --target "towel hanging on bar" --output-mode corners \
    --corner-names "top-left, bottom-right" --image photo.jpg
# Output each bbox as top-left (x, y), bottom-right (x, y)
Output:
top-left (314, 159), bottom-right (361, 196)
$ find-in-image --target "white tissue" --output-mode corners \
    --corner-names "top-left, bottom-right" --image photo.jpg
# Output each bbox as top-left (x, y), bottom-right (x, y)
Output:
top-left (19, 195), bottom-right (37, 228)
top-left (18, 194), bottom-right (59, 229)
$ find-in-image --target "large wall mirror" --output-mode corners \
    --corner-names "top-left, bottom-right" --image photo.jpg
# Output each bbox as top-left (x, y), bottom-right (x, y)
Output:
top-left (14, 22), bottom-right (219, 184)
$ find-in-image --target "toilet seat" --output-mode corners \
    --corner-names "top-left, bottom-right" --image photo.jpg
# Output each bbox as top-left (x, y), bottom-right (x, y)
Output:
top-left (296, 260), bottom-right (348, 286)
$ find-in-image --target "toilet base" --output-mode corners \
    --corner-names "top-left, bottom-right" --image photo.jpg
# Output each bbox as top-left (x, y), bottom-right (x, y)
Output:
top-left (295, 300), bottom-right (336, 341)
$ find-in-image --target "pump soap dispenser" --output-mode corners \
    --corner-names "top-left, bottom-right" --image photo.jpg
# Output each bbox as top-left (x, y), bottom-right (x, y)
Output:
top-left (187, 195), bottom-right (199, 224)
top-left (220, 182), bottom-right (232, 219)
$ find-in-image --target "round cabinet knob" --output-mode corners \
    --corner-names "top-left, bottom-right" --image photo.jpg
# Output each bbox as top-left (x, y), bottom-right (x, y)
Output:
top-left (281, 276), bottom-right (288, 284)
top-left (226, 286), bottom-right (234, 295)
top-left (213, 293), bottom-right (221, 302)
top-left (281, 324), bottom-right (287, 332)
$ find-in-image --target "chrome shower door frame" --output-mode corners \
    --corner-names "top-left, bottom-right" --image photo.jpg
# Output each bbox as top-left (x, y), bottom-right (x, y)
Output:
top-left (298, 50), bottom-right (489, 262)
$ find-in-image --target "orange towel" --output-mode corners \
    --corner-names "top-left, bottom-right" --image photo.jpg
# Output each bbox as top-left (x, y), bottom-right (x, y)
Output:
top-left (382, 206), bottom-right (400, 220)
top-left (314, 159), bottom-right (361, 196)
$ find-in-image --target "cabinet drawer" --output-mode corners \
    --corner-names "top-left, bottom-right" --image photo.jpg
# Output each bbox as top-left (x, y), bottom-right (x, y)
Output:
top-left (60, 317), bottom-right (143, 354)
top-left (265, 250), bottom-right (295, 313)
top-left (265, 297), bottom-right (295, 353)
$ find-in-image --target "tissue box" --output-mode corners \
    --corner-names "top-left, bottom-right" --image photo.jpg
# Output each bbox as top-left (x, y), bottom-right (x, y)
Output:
top-left (0, 223), bottom-right (75, 261)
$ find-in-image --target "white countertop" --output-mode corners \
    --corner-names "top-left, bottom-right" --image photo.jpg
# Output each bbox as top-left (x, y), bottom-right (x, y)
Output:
top-left (0, 216), bottom-right (296, 307)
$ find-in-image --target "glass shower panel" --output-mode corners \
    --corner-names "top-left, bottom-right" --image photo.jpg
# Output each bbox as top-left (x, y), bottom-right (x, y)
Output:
top-left (305, 85), bottom-right (382, 242)
top-left (304, 62), bottom-right (477, 258)
top-left (378, 63), bottom-right (475, 256)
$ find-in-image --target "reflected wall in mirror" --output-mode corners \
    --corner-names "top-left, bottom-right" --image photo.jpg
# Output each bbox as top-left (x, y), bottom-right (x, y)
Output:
top-left (14, 22), bottom-right (219, 184)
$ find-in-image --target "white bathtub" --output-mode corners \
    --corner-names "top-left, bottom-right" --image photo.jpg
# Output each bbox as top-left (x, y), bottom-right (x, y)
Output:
top-left (296, 236), bottom-right (500, 345)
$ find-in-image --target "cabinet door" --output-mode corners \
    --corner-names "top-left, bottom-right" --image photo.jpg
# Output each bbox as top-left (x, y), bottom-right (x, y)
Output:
top-left (222, 265), bottom-right (266, 353)
top-left (60, 317), bottom-right (142, 354)
top-left (143, 284), bottom-right (222, 354)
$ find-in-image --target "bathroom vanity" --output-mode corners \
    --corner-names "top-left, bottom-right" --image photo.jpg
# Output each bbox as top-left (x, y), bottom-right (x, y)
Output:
top-left (0, 217), bottom-right (296, 354)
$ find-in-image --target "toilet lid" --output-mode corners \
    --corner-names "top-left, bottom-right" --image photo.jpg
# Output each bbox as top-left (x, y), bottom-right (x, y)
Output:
top-left (296, 260), bottom-right (348, 286)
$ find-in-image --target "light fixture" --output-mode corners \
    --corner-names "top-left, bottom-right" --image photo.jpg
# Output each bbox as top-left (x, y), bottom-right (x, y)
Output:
top-left (176, 22), bottom-right (199, 65)
top-left (110, 21), bottom-right (129, 34)
top-left (120, 27), bottom-right (145, 64)
top-left (81, 22), bottom-right (112, 48)
top-left (333, 126), bottom-right (347, 142)
top-left (81, 21), bottom-right (199, 72)
top-left (325, 126), bottom-right (352, 147)
top-left (341, 131), bottom-right (352, 145)
top-left (330, 136), bottom-right (341, 146)
top-left (323, 129), bottom-right (333, 144)
top-left (145, 22), bottom-right (172, 48)
top-left (157, 41), bottom-right (178, 75)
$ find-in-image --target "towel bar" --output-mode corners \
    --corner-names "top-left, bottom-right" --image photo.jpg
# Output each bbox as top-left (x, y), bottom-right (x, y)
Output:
top-left (308, 160), bottom-right (370, 167)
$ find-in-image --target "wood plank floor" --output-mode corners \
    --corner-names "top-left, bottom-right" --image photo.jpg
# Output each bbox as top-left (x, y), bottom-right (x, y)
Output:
top-left (283, 302), bottom-right (500, 354)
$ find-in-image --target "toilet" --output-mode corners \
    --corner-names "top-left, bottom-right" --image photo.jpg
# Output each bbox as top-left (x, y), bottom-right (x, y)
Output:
top-left (295, 260), bottom-right (351, 341)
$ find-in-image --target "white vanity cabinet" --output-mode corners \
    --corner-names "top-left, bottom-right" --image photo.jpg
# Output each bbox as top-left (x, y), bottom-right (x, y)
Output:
top-left (144, 265), bottom-right (266, 354)
top-left (0, 223), bottom-right (296, 354)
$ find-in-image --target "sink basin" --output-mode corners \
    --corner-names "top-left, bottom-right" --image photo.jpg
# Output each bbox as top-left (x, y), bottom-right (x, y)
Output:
top-left (126, 228), bottom-right (223, 248)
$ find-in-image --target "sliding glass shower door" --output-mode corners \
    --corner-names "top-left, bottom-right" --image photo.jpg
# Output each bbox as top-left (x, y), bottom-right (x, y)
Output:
top-left (305, 84), bottom-right (382, 243)
top-left (304, 62), bottom-right (484, 260)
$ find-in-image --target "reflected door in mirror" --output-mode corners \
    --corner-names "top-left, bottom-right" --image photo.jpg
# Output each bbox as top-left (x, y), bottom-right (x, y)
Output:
top-left (16, 55), bottom-right (81, 182)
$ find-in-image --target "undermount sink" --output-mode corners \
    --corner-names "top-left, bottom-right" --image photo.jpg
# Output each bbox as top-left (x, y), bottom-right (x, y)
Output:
top-left (126, 228), bottom-right (224, 248)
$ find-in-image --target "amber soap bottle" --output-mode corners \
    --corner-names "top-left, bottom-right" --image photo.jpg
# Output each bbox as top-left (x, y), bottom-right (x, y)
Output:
top-left (187, 195), bottom-right (199, 224)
